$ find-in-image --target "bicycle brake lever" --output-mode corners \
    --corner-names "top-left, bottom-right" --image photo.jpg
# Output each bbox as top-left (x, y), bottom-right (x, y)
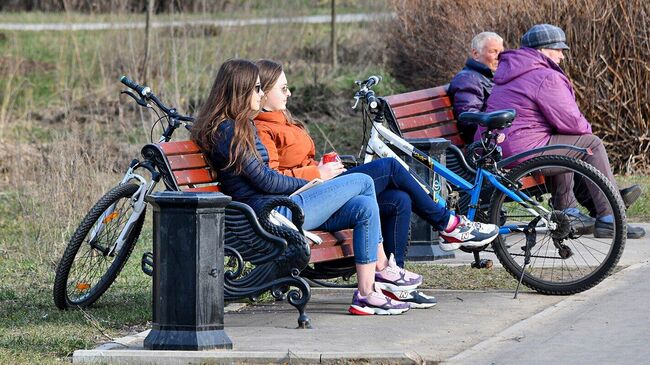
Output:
top-left (121, 90), bottom-right (148, 107)
top-left (352, 96), bottom-right (361, 109)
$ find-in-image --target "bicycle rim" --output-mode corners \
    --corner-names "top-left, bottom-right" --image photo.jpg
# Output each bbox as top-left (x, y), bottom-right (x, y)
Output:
top-left (55, 183), bottom-right (144, 308)
top-left (489, 155), bottom-right (626, 295)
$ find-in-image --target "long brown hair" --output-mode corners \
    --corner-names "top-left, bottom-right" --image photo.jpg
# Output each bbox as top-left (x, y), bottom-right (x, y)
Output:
top-left (255, 59), bottom-right (306, 130)
top-left (191, 59), bottom-right (260, 173)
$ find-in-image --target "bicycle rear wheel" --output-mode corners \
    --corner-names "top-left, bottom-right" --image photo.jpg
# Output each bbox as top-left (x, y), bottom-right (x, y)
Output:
top-left (53, 183), bottom-right (145, 309)
top-left (489, 155), bottom-right (626, 294)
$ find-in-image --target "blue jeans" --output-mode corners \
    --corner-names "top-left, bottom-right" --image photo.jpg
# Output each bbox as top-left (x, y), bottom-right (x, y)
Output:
top-left (279, 173), bottom-right (382, 264)
top-left (378, 189), bottom-right (411, 267)
top-left (342, 158), bottom-right (452, 266)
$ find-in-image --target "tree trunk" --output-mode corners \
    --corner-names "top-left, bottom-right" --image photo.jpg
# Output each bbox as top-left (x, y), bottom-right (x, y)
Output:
top-left (141, 0), bottom-right (155, 83)
top-left (330, 0), bottom-right (337, 69)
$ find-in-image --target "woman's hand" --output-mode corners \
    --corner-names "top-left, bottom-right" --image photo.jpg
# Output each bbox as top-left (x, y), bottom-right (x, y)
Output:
top-left (317, 161), bottom-right (346, 180)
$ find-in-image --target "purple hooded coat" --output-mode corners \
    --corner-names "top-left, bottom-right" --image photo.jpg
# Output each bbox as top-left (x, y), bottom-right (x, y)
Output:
top-left (476, 47), bottom-right (592, 158)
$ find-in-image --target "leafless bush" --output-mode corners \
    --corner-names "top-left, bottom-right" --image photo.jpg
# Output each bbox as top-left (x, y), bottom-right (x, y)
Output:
top-left (387, 0), bottom-right (650, 174)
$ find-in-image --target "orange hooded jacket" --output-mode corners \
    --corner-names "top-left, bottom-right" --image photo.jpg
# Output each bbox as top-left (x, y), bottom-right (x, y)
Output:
top-left (254, 110), bottom-right (321, 180)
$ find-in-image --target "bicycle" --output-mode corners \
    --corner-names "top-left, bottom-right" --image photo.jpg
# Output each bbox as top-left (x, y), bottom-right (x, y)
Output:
top-left (53, 76), bottom-right (195, 310)
top-left (352, 76), bottom-right (626, 296)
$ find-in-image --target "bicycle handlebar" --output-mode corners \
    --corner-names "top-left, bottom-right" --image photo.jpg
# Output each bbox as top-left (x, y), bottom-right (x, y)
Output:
top-left (120, 76), bottom-right (150, 97)
top-left (119, 75), bottom-right (194, 122)
top-left (353, 75), bottom-right (383, 110)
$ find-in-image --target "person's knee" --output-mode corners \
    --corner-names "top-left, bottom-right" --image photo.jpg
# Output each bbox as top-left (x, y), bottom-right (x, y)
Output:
top-left (352, 196), bottom-right (379, 221)
top-left (581, 134), bottom-right (604, 150)
top-left (358, 174), bottom-right (376, 194)
top-left (386, 191), bottom-right (411, 214)
top-left (387, 157), bottom-right (404, 172)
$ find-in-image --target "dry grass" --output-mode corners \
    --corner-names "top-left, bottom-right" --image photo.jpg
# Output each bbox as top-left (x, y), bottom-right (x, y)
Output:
top-left (0, 5), bottom-right (398, 263)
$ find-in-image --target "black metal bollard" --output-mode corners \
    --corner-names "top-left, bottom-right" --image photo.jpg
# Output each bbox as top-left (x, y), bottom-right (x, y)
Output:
top-left (143, 191), bottom-right (233, 350)
top-left (391, 137), bottom-right (454, 260)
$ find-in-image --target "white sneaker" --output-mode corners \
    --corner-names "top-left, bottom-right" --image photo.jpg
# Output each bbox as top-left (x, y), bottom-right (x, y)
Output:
top-left (439, 215), bottom-right (499, 251)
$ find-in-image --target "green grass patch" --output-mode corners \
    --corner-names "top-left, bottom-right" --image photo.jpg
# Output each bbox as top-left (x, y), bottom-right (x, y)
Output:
top-left (616, 175), bottom-right (650, 221)
top-left (0, 248), bottom-right (152, 364)
top-left (407, 263), bottom-right (524, 291)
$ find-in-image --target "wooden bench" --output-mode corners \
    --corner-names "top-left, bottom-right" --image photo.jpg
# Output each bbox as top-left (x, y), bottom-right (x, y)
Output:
top-left (140, 140), bottom-right (356, 327)
top-left (150, 140), bottom-right (355, 264)
top-left (384, 85), bottom-right (544, 195)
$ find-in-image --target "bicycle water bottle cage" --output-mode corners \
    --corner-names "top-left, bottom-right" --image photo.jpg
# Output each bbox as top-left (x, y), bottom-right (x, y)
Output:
top-left (457, 109), bottom-right (516, 131)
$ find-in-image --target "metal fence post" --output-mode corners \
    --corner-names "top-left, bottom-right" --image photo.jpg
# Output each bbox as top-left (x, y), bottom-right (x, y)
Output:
top-left (143, 191), bottom-right (233, 350)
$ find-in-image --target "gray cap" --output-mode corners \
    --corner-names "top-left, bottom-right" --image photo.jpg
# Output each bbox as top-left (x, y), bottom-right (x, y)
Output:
top-left (521, 24), bottom-right (569, 50)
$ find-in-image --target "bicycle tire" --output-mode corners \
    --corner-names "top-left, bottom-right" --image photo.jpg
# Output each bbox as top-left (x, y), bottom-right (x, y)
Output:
top-left (53, 183), bottom-right (145, 309)
top-left (488, 154), bottom-right (626, 295)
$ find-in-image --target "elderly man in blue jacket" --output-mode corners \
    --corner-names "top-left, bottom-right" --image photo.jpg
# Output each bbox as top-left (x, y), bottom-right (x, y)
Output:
top-left (448, 32), bottom-right (504, 144)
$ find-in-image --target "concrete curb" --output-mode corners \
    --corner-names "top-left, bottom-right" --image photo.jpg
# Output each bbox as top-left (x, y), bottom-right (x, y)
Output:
top-left (444, 259), bottom-right (650, 364)
top-left (72, 349), bottom-right (423, 364)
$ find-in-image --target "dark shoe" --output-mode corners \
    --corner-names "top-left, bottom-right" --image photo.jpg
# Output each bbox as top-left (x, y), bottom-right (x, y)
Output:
top-left (382, 289), bottom-right (437, 309)
top-left (620, 185), bottom-right (642, 209)
top-left (564, 208), bottom-right (596, 235)
top-left (594, 220), bottom-right (646, 239)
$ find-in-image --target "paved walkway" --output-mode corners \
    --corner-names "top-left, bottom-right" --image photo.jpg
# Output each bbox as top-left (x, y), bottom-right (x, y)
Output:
top-left (0, 13), bottom-right (392, 31)
top-left (73, 223), bottom-right (650, 364)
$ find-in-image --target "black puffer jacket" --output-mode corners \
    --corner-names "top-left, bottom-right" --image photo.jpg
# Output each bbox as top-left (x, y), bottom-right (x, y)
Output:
top-left (448, 58), bottom-right (494, 144)
top-left (208, 119), bottom-right (308, 213)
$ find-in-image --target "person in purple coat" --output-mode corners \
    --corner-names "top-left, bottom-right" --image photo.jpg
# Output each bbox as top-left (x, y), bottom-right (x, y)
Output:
top-left (479, 24), bottom-right (644, 239)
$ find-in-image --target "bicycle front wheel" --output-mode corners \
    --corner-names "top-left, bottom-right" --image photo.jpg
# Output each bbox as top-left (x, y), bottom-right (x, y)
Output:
top-left (489, 154), bottom-right (626, 295)
top-left (53, 183), bottom-right (145, 309)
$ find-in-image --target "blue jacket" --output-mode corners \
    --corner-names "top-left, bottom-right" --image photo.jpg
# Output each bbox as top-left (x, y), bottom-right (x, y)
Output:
top-left (209, 119), bottom-right (308, 213)
top-left (448, 58), bottom-right (494, 144)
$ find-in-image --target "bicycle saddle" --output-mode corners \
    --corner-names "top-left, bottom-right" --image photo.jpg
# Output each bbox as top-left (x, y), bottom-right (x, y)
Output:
top-left (458, 109), bottom-right (516, 130)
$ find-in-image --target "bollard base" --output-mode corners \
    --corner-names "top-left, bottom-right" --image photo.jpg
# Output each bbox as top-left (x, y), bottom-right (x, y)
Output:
top-left (144, 329), bottom-right (233, 351)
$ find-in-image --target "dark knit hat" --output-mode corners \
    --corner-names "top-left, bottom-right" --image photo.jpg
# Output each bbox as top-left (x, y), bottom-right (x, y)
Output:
top-left (521, 24), bottom-right (569, 50)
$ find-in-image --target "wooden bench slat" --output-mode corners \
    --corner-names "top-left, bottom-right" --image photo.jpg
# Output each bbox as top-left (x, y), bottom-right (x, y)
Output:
top-left (397, 109), bottom-right (456, 132)
top-left (403, 129), bottom-right (465, 146)
top-left (173, 169), bottom-right (215, 186)
top-left (309, 242), bottom-right (355, 263)
top-left (160, 140), bottom-right (202, 155)
top-left (168, 153), bottom-right (210, 171)
top-left (384, 85), bottom-right (448, 107)
top-left (391, 97), bottom-right (451, 119)
top-left (521, 175), bottom-right (546, 190)
top-left (185, 185), bottom-right (221, 193)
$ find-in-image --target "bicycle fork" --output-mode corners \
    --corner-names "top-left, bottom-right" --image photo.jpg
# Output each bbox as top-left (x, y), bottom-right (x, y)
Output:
top-left (88, 167), bottom-right (156, 256)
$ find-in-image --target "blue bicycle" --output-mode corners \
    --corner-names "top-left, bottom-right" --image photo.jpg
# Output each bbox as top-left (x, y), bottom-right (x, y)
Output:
top-left (353, 76), bottom-right (626, 295)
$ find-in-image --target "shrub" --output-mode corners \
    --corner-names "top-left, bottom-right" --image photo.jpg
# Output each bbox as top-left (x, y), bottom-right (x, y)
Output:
top-left (387, 0), bottom-right (650, 173)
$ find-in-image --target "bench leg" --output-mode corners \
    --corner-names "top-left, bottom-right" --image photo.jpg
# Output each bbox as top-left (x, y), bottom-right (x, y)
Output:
top-left (279, 271), bottom-right (312, 329)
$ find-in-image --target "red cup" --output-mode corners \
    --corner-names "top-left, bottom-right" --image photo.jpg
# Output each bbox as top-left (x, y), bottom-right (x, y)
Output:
top-left (322, 152), bottom-right (340, 164)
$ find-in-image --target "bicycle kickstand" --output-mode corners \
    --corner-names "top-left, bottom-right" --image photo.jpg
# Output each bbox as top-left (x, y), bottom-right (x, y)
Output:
top-left (514, 217), bottom-right (541, 299)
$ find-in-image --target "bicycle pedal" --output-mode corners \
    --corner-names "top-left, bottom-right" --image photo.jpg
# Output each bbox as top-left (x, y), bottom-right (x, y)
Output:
top-left (471, 259), bottom-right (493, 269)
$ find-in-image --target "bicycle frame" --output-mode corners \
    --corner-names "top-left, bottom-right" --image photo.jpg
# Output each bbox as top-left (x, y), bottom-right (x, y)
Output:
top-left (362, 110), bottom-right (555, 235)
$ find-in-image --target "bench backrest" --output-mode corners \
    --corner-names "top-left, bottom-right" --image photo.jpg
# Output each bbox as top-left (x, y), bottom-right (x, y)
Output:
top-left (156, 140), bottom-right (221, 193)
top-left (384, 86), bottom-right (544, 191)
top-left (384, 85), bottom-right (464, 147)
